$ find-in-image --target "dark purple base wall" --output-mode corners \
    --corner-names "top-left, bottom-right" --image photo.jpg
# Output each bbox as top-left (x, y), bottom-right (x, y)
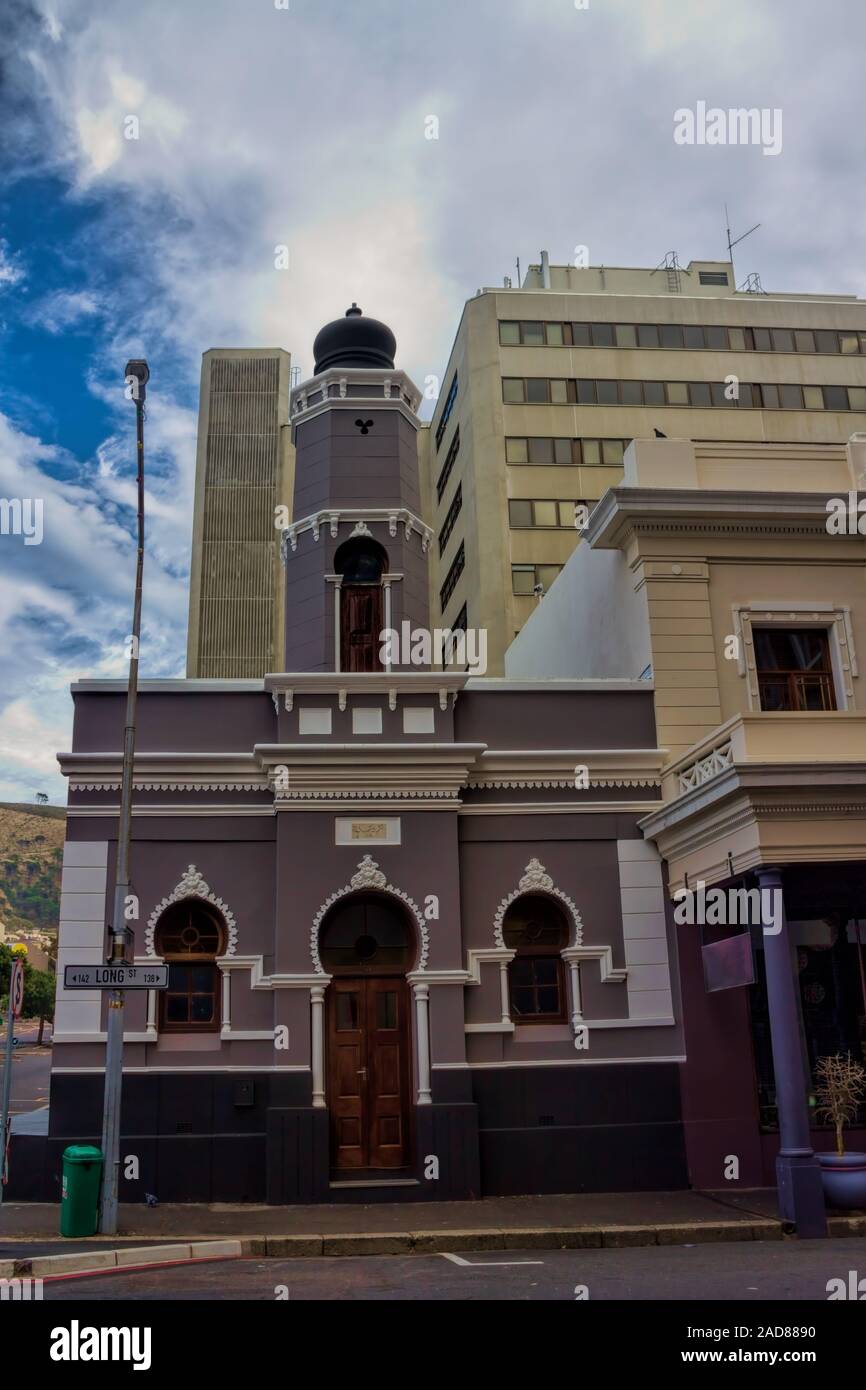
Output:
top-left (10, 1062), bottom-right (688, 1204)
top-left (676, 915), bottom-right (766, 1189)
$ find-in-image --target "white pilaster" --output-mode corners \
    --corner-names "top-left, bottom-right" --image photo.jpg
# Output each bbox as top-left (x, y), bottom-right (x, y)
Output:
top-left (311, 984), bottom-right (327, 1108)
top-left (413, 981), bottom-right (432, 1105)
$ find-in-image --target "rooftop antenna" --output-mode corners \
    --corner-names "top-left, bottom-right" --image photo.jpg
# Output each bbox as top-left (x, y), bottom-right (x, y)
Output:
top-left (725, 204), bottom-right (760, 282)
top-left (516, 257), bottom-right (521, 286)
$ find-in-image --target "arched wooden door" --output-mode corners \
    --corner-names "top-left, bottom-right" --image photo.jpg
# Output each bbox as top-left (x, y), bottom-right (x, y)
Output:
top-left (340, 584), bottom-right (383, 673)
top-left (321, 895), bottom-right (414, 1172)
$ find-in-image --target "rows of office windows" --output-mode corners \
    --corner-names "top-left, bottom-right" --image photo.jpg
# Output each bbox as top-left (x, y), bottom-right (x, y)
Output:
top-left (509, 499), bottom-right (584, 528)
top-left (440, 541), bottom-right (465, 611)
top-left (499, 319), bottom-right (866, 357)
top-left (436, 428), bottom-right (460, 501)
top-left (502, 376), bottom-right (866, 412)
top-left (435, 374), bottom-right (459, 449)
top-left (438, 485), bottom-right (463, 554)
top-left (512, 563), bottom-right (563, 595)
top-left (506, 436), bottom-right (627, 466)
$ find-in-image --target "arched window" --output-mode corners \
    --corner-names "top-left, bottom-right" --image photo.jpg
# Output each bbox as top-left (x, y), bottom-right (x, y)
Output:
top-left (334, 537), bottom-right (390, 672)
top-left (334, 536), bottom-right (388, 584)
top-left (154, 900), bottom-right (225, 1032)
top-left (503, 894), bottom-right (568, 1022)
top-left (319, 894), bottom-right (414, 976)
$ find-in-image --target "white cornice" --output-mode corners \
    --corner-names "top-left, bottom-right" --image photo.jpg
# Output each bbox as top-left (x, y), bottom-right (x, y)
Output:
top-left (58, 752), bottom-right (263, 782)
top-left (465, 677), bottom-right (654, 692)
top-left (588, 487), bottom-right (861, 550)
top-left (467, 748), bottom-right (664, 789)
top-left (281, 506), bottom-right (433, 559)
top-left (255, 740), bottom-right (485, 798)
top-left (291, 366), bottom-right (422, 423)
top-left (267, 674), bottom-right (467, 712)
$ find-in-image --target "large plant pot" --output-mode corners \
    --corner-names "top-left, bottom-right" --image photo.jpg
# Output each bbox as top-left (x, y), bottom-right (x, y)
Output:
top-left (818, 1152), bottom-right (866, 1210)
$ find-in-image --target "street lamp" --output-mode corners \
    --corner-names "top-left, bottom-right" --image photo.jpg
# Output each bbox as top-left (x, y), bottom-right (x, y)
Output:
top-left (98, 358), bottom-right (149, 1234)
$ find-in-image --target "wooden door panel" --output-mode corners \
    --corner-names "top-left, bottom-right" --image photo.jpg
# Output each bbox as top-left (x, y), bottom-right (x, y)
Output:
top-left (328, 982), bottom-right (365, 1169)
top-left (328, 977), bottom-right (411, 1171)
top-left (366, 980), bottom-right (410, 1168)
top-left (340, 585), bottom-right (383, 673)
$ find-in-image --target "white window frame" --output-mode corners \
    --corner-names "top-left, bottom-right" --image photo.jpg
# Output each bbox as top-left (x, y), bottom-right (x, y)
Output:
top-left (732, 603), bottom-right (858, 711)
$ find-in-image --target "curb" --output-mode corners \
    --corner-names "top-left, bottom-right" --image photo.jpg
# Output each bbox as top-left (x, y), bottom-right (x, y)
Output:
top-left (5, 1239), bottom-right (246, 1281)
top-left (5, 1215), bottom-right (863, 1278)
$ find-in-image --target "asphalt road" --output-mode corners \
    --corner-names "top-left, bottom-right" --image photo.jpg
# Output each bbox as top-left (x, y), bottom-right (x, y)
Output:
top-left (4, 1026), bottom-right (52, 1114)
top-left (43, 1237), bottom-right (866, 1301)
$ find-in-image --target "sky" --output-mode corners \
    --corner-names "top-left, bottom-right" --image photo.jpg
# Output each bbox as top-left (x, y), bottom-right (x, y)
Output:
top-left (0, 0), bottom-right (864, 802)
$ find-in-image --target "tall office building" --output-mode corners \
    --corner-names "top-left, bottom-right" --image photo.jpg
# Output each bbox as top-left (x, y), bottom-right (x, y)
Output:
top-left (186, 348), bottom-right (294, 677)
top-left (421, 257), bottom-right (866, 672)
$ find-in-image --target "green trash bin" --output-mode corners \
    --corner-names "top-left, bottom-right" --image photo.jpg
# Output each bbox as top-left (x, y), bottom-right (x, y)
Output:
top-left (60, 1145), bottom-right (103, 1237)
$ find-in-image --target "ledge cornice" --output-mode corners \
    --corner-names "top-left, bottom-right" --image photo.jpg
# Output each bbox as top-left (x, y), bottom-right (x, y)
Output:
top-left (587, 487), bottom-right (860, 550)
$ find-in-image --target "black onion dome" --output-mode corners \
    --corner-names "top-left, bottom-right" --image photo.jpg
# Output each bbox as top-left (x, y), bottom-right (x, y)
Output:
top-left (313, 303), bottom-right (397, 374)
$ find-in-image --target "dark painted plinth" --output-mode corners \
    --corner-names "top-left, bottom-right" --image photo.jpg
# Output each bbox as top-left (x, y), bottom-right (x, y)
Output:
top-left (474, 1062), bottom-right (689, 1195)
top-left (13, 1063), bottom-right (688, 1204)
top-left (266, 1108), bottom-right (330, 1204)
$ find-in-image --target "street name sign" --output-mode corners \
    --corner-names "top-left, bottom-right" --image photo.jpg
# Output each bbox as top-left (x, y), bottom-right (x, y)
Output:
top-left (63, 964), bottom-right (170, 990)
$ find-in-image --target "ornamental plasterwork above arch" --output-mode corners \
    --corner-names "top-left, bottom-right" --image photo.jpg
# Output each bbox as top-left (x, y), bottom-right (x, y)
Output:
top-left (492, 858), bottom-right (583, 949)
top-left (281, 507), bottom-right (433, 558)
top-left (144, 864), bottom-right (238, 958)
top-left (310, 855), bottom-right (429, 975)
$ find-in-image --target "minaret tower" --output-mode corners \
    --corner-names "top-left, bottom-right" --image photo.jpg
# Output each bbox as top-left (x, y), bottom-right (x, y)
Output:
top-left (280, 305), bottom-right (432, 673)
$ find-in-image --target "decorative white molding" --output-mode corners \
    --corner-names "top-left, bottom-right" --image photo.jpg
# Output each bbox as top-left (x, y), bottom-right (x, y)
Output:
top-left (281, 506), bottom-right (433, 558)
top-left (274, 787), bottom-right (460, 802)
top-left (732, 602), bottom-right (858, 710)
top-left (144, 864), bottom-right (239, 958)
top-left (678, 740), bottom-right (733, 794)
top-left (492, 858), bottom-right (583, 949)
top-left (310, 855), bottom-right (429, 974)
top-left (467, 777), bottom-right (659, 790)
top-left (70, 781), bottom-right (265, 793)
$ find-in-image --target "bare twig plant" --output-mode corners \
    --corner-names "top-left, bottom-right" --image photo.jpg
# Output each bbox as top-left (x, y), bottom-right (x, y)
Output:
top-left (815, 1053), bottom-right (866, 1156)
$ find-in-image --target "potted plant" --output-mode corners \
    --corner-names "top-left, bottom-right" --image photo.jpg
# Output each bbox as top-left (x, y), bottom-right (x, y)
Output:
top-left (815, 1053), bottom-right (866, 1210)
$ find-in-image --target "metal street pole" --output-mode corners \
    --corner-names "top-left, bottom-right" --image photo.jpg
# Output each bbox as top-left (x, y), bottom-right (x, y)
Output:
top-left (0, 963), bottom-right (22, 1208)
top-left (98, 359), bottom-right (149, 1235)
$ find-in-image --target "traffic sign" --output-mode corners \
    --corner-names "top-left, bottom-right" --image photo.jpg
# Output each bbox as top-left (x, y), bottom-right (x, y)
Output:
top-left (9, 960), bottom-right (24, 1018)
top-left (63, 964), bottom-right (169, 990)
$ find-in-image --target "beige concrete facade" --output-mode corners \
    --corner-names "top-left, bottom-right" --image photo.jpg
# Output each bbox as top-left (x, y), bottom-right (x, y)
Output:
top-left (507, 434), bottom-right (866, 893)
top-left (427, 259), bottom-right (866, 672)
top-left (187, 348), bottom-right (294, 678)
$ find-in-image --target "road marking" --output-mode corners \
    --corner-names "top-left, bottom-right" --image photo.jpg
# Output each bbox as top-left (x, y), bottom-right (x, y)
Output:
top-left (440, 1253), bottom-right (544, 1268)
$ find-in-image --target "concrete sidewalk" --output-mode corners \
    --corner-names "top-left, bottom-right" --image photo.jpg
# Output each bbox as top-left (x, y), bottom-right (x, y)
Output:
top-left (2, 1187), bottom-right (863, 1249)
top-left (1, 1190), bottom-right (864, 1277)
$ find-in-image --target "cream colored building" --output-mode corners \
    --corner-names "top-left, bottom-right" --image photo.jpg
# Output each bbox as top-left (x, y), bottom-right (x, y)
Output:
top-left (187, 348), bottom-right (295, 677)
top-left (423, 257), bottom-right (866, 672)
top-left (506, 433), bottom-right (866, 1207)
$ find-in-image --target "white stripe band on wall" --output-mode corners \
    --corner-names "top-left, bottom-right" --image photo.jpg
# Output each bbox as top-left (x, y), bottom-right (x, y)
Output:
top-left (616, 839), bottom-right (675, 1022)
top-left (54, 841), bottom-right (108, 1037)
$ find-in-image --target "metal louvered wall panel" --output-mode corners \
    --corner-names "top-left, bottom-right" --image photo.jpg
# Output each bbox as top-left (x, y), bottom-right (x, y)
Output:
top-left (191, 351), bottom-right (289, 677)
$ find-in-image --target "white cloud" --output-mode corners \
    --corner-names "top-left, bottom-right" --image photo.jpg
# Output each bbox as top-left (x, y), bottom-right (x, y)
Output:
top-left (0, 407), bottom-right (194, 800)
top-left (26, 289), bottom-right (101, 333)
top-left (0, 241), bottom-right (25, 290)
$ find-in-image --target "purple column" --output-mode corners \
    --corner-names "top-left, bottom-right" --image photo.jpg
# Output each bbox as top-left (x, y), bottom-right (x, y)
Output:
top-left (757, 866), bottom-right (826, 1238)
